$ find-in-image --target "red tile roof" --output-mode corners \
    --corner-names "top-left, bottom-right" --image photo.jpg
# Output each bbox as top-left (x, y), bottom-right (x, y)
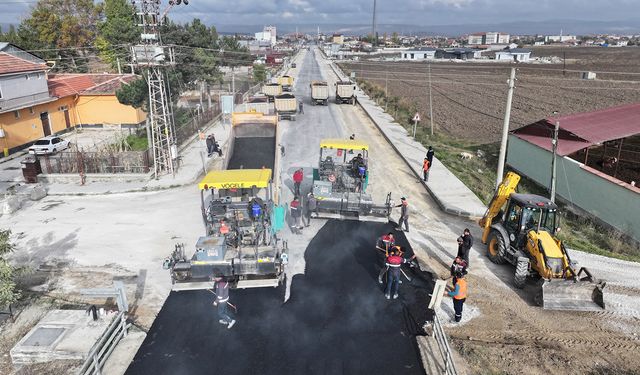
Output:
top-left (0, 52), bottom-right (47, 75)
top-left (47, 74), bottom-right (140, 97)
top-left (512, 102), bottom-right (640, 156)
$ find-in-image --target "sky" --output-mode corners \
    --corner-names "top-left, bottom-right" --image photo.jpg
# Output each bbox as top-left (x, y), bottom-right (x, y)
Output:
top-left (0, 0), bottom-right (637, 33)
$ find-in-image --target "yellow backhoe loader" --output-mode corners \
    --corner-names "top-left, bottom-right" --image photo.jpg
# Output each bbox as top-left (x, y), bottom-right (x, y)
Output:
top-left (479, 172), bottom-right (606, 311)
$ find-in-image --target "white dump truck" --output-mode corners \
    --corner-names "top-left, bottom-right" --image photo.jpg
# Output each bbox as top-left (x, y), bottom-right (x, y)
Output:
top-left (335, 81), bottom-right (356, 105)
top-left (310, 81), bottom-right (329, 106)
top-left (274, 93), bottom-right (297, 121)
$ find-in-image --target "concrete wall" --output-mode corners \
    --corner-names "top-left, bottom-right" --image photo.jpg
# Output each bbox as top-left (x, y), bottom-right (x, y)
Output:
top-left (507, 135), bottom-right (640, 241)
top-left (75, 95), bottom-right (146, 126)
top-left (0, 96), bottom-right (75, 151)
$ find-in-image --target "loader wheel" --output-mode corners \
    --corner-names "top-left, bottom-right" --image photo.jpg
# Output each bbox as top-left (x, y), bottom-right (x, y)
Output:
top-left (514, 257), bottom-right (529, 289)
top-left (487, 230), bottom-right (506, 264)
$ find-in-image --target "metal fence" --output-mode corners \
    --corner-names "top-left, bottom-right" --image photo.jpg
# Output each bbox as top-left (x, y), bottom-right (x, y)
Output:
top-left (41, 149), bottom-right (151, 174)
top-left (175, 106), bottom-right (220, 146)
top-left (77, 311), bottom-right (129, 375)
top-left (432, 312), bottom-right (458, 375)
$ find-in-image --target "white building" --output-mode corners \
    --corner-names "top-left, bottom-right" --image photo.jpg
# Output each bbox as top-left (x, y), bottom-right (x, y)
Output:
top-left (545, 35), bottom-right (576, 43)
top-left (468, 32), bottom-right (510, 45)
top-left (468, 34), bottom-right (484, 45)
top-left (400, 47), bottom-right (437, 60)
top-left (495, 48), bottom-right (532, 62)
top-left (255, 26), bottom-right (277, 46)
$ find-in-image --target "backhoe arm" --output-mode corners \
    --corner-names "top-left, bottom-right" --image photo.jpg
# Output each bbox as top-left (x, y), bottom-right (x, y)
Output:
top-left (480, 172), bottom-right (521, 243)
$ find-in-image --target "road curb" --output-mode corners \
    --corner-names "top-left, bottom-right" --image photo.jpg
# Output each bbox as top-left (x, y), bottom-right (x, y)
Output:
top-left (0, 150), bottom-right (28, 165)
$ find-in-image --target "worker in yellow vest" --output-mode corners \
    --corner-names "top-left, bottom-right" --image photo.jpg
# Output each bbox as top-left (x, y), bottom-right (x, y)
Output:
top-left (447, 271), bottom-right (467, 322)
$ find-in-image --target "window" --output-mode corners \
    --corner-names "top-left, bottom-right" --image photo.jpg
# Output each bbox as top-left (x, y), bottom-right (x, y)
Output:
top-left (14, 110), bottom-right (20, 119)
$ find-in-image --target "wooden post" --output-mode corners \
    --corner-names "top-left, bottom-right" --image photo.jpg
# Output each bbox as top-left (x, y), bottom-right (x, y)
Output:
top-left (584, 147), bottom-right (589, 165)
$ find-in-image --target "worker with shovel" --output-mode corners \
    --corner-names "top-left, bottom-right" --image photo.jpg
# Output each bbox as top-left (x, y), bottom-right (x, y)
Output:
top-left (383, 246), bottom-right (416, 300)
top-left (211, 275), bottom-right (236, 329)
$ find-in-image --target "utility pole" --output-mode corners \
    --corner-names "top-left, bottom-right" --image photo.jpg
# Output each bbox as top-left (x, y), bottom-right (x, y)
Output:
top-left (550, 118), bottom-right (560, 203)
top-left (428, 63), bottom-right (434, 136)
top-left (231, 70), bottom-right (235, 104)
top-left (116, 58), bottom-right (122, 74)
top-left (496, 67), bottom-right (516, 188)
top-left (384, 69), bottom-right (388, 112)
top-left (131, 0), bottom-right (188, 178)
top-left (371, 0), bottom-right (377, 47)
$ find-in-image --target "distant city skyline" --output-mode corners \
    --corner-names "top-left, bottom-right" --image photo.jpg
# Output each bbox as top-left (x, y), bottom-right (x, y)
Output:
top-left (0, 0), bottom-right (639, 36)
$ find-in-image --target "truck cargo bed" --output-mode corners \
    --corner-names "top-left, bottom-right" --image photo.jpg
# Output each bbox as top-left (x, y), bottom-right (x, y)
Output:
top-left (227, 137), bottom-right (276, 170)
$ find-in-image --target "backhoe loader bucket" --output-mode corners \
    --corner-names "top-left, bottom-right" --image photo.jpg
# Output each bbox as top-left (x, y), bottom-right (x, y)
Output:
top-left (541, 269), bottom-right (606, 311)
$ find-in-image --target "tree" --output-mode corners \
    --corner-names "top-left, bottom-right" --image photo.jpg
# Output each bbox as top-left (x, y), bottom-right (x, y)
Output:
top-left (161, 19), bottom-right (221, 87)
top-left (96, 0), bottom-right (139, 70)
top-left (116, 77), bottom-right (148, 110)
top-left (15, 0), bottom-right (103, 72)
top-left (0, 230), bottom-right (20, 309)
top-left (218, 35), bottom-right (253, 68)
top-left (252, 63), bottom-right (266, 83)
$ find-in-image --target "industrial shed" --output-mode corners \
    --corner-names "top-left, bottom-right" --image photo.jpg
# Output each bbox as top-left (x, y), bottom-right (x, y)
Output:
top-left (506, 102), bottom-right (640, 242)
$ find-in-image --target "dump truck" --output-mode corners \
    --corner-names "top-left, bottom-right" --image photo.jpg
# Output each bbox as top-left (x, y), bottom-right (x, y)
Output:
top-left (312, 138), bottom-right (392, 222)
top-left (277, 75), bottom-right (294, 91)
top-left (310, 81), bottom-right (329, 106)
top-left (164, 112), bottom-right (287, 290)
top-left (479, 172), bottom-right (606, 311)
top-left (262, 83), bottom-right (283, 102)
top-left (235, 95), bottom-right (273, 115)
top-left (335, 81), bottom-right (356, 105)
top-left (274, 93), bottom-right (297, 121)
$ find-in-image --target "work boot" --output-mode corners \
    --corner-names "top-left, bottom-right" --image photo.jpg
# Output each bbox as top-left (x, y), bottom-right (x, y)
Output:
top-left (378, 277), bottom-right (383, 284)
top-left (385, 294), bottom-right (390, 300)
top-left (393, 294), bottom-right (399, 299)
top-left (219, 319), bottom-right (228, 325)
top-left (228, 320), bottom-right (236, 329)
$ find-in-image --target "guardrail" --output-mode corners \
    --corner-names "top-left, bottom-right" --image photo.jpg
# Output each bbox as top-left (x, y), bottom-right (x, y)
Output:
top-left (77, 311), bottom-right (129, 375)
top-left (432, 312), bottom-right (458, 375)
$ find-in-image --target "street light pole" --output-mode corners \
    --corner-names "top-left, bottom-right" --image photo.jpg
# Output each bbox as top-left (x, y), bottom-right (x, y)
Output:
top-left (496, 67), bottom-right (516, 188)
top-left (428, 63), bottom-right (434, 136)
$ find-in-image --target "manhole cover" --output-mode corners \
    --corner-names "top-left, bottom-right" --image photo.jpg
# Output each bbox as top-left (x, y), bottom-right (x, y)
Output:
top-left (22, 327), bottom-right (65, 347)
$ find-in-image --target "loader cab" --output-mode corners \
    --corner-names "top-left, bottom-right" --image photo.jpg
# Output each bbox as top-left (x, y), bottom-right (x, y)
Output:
top-left (506, 194), bottom-right (558, 246)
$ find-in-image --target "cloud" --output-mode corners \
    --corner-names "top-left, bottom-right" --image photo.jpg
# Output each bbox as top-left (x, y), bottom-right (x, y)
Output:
top-left (0, 0), bottom-right (638, 34)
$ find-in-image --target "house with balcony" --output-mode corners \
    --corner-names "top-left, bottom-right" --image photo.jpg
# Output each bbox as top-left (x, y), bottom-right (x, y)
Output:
top-left (0, 43), bottom-right (146, 155)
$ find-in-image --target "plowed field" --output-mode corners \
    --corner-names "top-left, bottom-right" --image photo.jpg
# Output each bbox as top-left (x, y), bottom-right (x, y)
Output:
top-left (341, 47), bottom-right (640, 144)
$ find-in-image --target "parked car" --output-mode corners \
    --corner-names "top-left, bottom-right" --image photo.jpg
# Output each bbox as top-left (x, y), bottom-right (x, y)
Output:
top-left (28, 136), bottom-right (70, 155)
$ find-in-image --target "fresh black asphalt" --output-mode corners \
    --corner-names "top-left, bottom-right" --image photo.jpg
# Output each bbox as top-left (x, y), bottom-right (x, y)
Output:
top-left (126, 220), bottom-right (434, 375)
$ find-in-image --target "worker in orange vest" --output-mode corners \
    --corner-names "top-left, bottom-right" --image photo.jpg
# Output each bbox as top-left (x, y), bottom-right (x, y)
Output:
top-left (446, 271), bottom-right (467, 322)
top-left (422, 157), bottom-right (430, 182)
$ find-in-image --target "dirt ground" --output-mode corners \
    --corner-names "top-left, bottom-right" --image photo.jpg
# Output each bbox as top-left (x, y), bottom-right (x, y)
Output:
top-left (341, 47), bottom-right (640, 144)
top-left (334, 50), bottom-right (640, 374)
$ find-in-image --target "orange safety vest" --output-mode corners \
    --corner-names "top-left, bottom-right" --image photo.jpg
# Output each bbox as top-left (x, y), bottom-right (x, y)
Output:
top-left (423, 160), bottom-right (430, 172)
top-left (454, 278), bottom-right (467, 300)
